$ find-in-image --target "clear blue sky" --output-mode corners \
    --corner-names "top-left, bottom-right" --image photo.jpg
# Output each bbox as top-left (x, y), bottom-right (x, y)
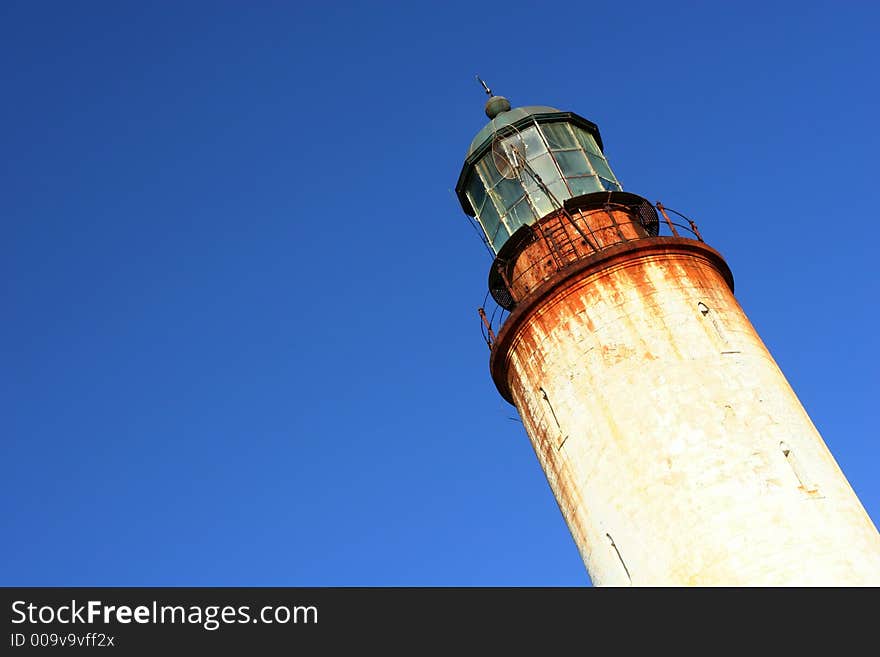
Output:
top-left (3, 1), bottom-right (878, 586)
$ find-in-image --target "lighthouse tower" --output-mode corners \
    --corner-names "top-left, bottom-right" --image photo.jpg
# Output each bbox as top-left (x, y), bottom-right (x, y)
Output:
top-left (455, 89), bottom-right (880, 585)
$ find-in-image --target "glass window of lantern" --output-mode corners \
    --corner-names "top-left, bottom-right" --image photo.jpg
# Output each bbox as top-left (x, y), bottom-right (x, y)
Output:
top-left (526, 187), bottom-right (555, 218)
top-left (525, 152), bottom-right (562, 187)
top-left (586, 152), bottom-right (615, 181)
top-left (573, 126), bottom-right (603, 156)
top-left (493, 174), bottom-right (525, 210)
top-left (505, 196), bottom-right (536, 233)
top-left (568, 176), bottom-right (603, 196)
top-left (541, 122), bottom-right (579, 150)
top-left (478, 194), bottom-right (502, 246)
top-left (475, 155), bottom-right (500, 188)
top-left (466, 174), bottom-right (487, 214)
top-left (490, 216), bottom-right (511, 249)
top-left (520, 125), bottom-right (548, 161)
top-left (555, 150), bottom-right (593, 177)
top-left (545, 178), bottom-right (570, 204)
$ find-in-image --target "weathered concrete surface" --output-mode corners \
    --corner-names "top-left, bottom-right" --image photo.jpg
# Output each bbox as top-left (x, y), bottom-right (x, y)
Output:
top-left (494, 240), bottom-right (880, 585)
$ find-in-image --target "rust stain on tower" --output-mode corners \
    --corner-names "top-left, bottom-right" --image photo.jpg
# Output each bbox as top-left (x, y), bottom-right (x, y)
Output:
top-left (454, 89), bottom-right (880, 585)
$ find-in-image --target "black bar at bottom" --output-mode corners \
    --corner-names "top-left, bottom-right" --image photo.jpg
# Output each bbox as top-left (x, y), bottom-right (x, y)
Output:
top-left (0, 586), bottom-right (838, 651)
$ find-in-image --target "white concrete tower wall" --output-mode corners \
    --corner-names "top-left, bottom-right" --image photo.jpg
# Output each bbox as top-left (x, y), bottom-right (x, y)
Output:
top-left (497, 241), bottom-right (880, 585)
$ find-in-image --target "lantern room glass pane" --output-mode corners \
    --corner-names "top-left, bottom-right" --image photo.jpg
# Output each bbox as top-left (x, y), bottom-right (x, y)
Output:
top-left (568, 176), bottom-right (603, 196)
top-left (466, 175), bottom-right (486, 214)
top-left (529, 177), bottom-right (567, 212)
top-left (507, 197), bottom-right (536, 232)
top-left (476, 156), bottom-right (500, 187)
top-left (600, 178), bottom-right (621, 192)
top-left (477, 195), bottom-right (502, 245)
top-left (586, 152), bottom-right (615, 181)
top-left (492, 218), bottom-right (509, 242)
top-left (541, 122), bottom-right (578, 150)
top-left (573, 126), bottom-right (603, 156)
top-left (546, 178), bottom-right (570, 204)
top-left (527, 186), bottom-right (555, 218)
top-left (490, 220), bottom-right (511, 250)
top-left (554, 149), bottom-right (592, 177)
top-left (526, 152), bottom-right (562, 187)
top-left (520, 125), bottom-right (548, 160)
top-left (494, 176), bottom-right (525, 209)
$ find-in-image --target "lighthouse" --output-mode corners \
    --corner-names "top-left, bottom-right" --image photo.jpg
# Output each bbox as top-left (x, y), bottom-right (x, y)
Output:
top-left (455, 88), bottom-right (880, 585)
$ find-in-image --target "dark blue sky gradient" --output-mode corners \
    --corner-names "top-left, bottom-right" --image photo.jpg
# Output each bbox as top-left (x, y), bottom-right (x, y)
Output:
top-left (3, 1), bottom-right (878, 585)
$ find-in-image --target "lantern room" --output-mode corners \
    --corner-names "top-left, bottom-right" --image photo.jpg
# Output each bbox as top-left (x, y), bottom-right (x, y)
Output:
top-left (455, 97), bottom-right (622, 254)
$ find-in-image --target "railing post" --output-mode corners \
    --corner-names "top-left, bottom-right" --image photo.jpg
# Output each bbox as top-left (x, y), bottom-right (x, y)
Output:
top-left (655, 201), bottom-right (679, 237)
top-left (478, 307), bottom-right (496, 347)
top-left (687, 218), bottom-right (703, 242)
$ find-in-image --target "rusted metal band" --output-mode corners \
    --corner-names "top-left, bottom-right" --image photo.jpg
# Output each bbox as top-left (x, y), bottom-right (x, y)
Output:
top-left (488, 236), bottom-right (734, 404)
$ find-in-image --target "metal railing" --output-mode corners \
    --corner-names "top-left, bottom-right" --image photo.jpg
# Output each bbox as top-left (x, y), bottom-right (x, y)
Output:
top-left (478, 201), bottom-right (704, 348)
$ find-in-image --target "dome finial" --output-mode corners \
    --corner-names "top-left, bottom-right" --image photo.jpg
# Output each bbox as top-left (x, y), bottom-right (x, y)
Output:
top-left (475, 75), bottom-right (511, 119)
